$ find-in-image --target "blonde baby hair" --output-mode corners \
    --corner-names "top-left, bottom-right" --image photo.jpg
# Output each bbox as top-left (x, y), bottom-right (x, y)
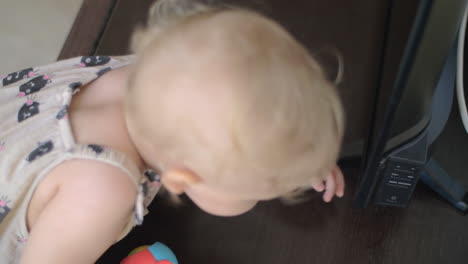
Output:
top-left (126, 0), bottom-right (345, 198)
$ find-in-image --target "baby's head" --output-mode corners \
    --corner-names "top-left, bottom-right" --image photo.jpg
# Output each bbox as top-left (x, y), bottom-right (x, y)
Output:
top-left (125, 1), bottom-right (344, 216)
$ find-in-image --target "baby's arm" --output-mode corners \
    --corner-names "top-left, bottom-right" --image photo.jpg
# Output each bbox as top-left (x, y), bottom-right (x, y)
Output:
top-left (20, 160), bottom-right (137, 264)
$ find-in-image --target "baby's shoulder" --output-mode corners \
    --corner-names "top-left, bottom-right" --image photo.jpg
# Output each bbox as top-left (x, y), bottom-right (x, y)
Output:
top-left (55, 158), bottom-right (138, 198)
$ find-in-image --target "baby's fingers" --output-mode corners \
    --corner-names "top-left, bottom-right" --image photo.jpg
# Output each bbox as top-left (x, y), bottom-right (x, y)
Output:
top-left (334, 168), bottom-right (345, 197)
top-left (312, 182), bottom-right (325, 192)
top-left (323, 173), bottom-right (336, 203)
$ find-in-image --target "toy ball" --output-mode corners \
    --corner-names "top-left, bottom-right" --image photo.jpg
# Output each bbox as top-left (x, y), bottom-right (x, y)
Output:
top-left (120, 242), bottom-right (179, 264)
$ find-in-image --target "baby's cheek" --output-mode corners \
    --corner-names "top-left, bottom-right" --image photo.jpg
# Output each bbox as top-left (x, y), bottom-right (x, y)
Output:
top-left (205, 200), bottom-right (257, 217)
top-left (185, 187), bottom-right (258, 217)
top-left (230, 201), bottom-right (257, 216)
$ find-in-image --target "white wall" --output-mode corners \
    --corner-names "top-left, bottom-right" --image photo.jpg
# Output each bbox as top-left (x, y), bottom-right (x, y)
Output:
top-left (0, 0), bottom-right (83, 75)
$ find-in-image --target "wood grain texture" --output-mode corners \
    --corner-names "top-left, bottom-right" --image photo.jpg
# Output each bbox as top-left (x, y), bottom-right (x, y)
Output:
top-left (94, 0), bottom-right (155, 55)
top-left (98, 168), bottom-right (468, 264)
top-left (58, 0), bottom-right (117, 59)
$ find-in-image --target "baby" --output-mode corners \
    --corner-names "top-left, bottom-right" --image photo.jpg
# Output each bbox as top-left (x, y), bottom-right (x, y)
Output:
top-left (0, 0), bottom-right (345, 263)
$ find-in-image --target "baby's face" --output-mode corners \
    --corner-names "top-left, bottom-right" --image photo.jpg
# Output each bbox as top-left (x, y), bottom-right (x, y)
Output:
top-left (131, 126), bottom-right (278, 217)
top-left (184, 183), bottom-right (269, 217)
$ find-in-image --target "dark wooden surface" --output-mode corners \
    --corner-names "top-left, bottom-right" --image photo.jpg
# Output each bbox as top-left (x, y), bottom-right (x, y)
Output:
top-left (58, 0), bottom-right (117, 59)
top-left (98, 167), bottom-right (468, 264)
top-left (66, 0), bottom-right (468, 263)
top-left (94, 0), bottom-right (155, 55)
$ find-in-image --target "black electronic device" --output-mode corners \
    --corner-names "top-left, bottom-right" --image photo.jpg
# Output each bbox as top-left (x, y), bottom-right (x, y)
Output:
top-left (354, 0), bottom-right (468, 211)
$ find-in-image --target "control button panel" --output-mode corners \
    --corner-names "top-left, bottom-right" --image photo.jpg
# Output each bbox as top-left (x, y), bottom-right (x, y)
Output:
top-left (374, 159), bottom-right (422, 207)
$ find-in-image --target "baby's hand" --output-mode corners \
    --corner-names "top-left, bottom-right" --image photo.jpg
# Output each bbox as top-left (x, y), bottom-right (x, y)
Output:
top-left (312, 166), bottom-right (345, 203)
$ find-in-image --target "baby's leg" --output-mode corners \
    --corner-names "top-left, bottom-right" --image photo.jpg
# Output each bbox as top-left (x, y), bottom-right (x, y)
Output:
top-left (20, 160), bottom-right (137, 264)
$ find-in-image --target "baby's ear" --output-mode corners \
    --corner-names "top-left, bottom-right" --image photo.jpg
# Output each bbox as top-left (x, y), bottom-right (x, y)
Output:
top-left (130, 26), bottom-right (163, 54)
top-left (161, 168), bottom-right (201, 195)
